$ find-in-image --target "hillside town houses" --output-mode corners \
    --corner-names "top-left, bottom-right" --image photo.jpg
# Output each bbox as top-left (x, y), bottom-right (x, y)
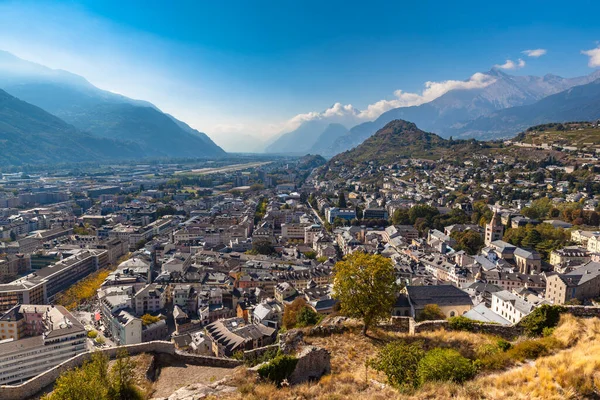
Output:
top-left (3, 146), bottom-right (600, 385)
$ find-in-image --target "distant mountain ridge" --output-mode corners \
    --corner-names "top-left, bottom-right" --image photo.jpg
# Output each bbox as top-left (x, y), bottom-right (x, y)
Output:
top-left (0, 89), bottom-right (141, 165)
top-left (283, 68), bottom-right (600, 156)
top-left (0, 50), bottom-right (225, 158)
top-left (447, 78), bottom-right (600, 139)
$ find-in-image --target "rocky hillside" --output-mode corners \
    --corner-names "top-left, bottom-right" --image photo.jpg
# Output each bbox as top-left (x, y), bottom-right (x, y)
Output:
top-left (330, 119), bottom-right (483, 167)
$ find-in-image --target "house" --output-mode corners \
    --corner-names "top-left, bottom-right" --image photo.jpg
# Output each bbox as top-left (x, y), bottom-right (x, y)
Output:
top-left (274, 282), bottom-right (298, 303)
top-left (0, 305), bottom-right (86, 385)
top-left (252, 300), bottom-right (284, 328)
top-left (545, 261), bottom-right (600, 304)
top-left (491, 290), bottom-right (545, 324)
top-left (549, 246), bottom-right (590, 270)
top-left (406, 285), bottom-right (473, 319)
top-left (463, 303), bottom-right (511, 325)
top-left (205, 317), bottom-right (276, 357)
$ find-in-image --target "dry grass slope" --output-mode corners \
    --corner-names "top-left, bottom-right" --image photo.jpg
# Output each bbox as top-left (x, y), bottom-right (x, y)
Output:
top-left (209, 315), bottom-right (600, 400)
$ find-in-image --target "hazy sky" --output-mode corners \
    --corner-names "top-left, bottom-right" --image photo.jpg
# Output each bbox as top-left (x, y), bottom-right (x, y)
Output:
top-left (0, 0), bottom-right (599, 151)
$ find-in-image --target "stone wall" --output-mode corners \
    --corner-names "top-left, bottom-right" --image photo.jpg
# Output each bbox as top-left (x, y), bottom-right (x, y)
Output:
top-left (156, 350), bottom-right (243, 369)
top-left (288, 346), bottom-right (331, 385)
top-left (382, 316), bottom-right (412, 333)
top-left (563, 305), bottom-right (600, 318)
top-left (412, 319), bottom-right (448, 333)
top-left (0, 341), bottom-right (175, 400)
top-left (243, 344), bottom-right (280, 363)
top-left (0, 341), bottom-right (243, 400)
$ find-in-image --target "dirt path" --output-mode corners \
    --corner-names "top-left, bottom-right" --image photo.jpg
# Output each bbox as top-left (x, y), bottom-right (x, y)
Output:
top-left (151, 362), bottom-right (234, 398)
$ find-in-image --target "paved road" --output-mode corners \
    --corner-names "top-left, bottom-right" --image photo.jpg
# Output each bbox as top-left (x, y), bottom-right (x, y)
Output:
top-left (309, 202), bottom-right (325, 225)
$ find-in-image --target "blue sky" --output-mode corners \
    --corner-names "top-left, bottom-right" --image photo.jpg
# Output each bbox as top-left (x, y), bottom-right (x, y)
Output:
top-left (0, 0), bottom-right (599, 150)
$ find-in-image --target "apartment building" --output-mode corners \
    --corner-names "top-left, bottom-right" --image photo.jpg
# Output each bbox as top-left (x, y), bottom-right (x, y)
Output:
top-left (0, 249), bottom-right (108, 311)
top-left (0, 305), bottom-right (86, 385)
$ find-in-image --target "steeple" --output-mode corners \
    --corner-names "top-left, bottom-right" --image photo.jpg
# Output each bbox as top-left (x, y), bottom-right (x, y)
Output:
top-left (485, 209), bottom-right (504, 246)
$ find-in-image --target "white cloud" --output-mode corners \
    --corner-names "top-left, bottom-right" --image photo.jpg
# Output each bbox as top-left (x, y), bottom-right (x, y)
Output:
top-left (522, 49), bottom-right (547, 58)
top-left (279, 72), bottom-right (497, 132)
top-left (582, 46), bottom-right (600, 68)
top-left (495, 59), bottom-right (526, 70)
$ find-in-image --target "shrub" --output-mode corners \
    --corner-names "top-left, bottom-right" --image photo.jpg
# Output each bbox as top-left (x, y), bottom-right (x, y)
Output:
top-left (417, 304), bottom-right (446, 321)
top-left (296, 306), bottom-right (322, 327)
top-left (368, 341), bottom-right (425, 388)
top-left (257, 354), bottom-right (298, 386)
top-left (474, 342), bottom-right (512, 371)
top-left (417, 348), bottom-right (476, 385)
top-left (519, 304), bottom-right (565, 336)
top-left (542, 327), bottom-right (555, 337)
top-left (496, 339), bottom-right (512, 352)
top-left (507, 339), bottom-right (549, 361)
top-left (140, 314), bottom-right (161, 326)
top-left (448, 316), bottom-right (477, 331)
top-left (474, 349), bottom-right (511, 371)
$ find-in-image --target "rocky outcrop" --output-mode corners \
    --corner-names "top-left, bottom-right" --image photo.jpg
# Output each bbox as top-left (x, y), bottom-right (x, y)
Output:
top-left (279, 329), bottom-right (305, 354)
top-left (288, 346), bottom-right (331, 385)
top-left (151, 379), bottom-right (236, 400)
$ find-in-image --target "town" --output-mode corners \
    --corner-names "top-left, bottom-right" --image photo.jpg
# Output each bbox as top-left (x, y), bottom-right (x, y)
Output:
top-left (2, 124), bottom-right (600, 394)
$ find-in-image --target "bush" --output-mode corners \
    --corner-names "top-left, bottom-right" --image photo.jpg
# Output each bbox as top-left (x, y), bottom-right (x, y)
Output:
top-left (417, 304), bottom-right (446, 321)
top-left (519, 305), bottom-right (565, 336)
top-left (257, 354), bottom-right (298, 386)
top-left (417, 348), bottom-right (476, 385)
top-left (507, 339), bottom-right (550, 361)
top-left (474, 341), bottom-right (513, 371)
top-left (542, 327), bottom-right (555, 337)
top-left (448, 316), bottom-right (477, 331)
top-left (140, 314), bottom-right (161, 326)
top-left (368, 341), bottom-right (425, 388)
top-left (296, 306), bottom-right (322, 327)
top-left (496, 339), bottom-right (512, 352)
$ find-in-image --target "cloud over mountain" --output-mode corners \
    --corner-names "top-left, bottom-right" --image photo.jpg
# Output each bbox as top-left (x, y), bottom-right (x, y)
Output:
top-left (281, 72), bottom-right (497, 133)
top-left (495, 59), bottom-right (526, 70)
top-left (522, 49), bottom-right (547, 57)
top-left (582, 45), bottom-right (600, 68)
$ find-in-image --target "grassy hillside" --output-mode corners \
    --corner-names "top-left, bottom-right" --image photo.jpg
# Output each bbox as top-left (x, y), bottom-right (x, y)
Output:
top-left (330, 119), bottom-right (494, 167)
top-left (515, 122), bottom-right (600, 148)
top-left (216, 314), bottom-right (600, 400)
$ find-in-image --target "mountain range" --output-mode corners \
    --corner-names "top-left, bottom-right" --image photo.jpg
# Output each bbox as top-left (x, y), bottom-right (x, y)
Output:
top-left (0, 89), bottom-right (141, 166)
top-left (268, 68), bottom-right (600, 156)
top-left (0, 50), bottom-right (225, 164)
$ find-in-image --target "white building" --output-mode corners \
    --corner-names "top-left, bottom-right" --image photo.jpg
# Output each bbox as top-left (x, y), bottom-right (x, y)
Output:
top-left (0, 305), bottom-right (87, 385)
top-left (491, 290), bottom-right (542, 324)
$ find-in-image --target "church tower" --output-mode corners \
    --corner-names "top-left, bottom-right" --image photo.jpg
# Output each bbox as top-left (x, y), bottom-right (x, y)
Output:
top-left (485, 210), bottom-right (504, 246)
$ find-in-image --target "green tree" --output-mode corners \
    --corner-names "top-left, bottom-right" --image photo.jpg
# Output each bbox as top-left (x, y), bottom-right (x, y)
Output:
top-left (109, 349), bottom-right (139, 399)
top-left (251, 240), bottom-right (276, 255)
top-left (337, 191), bottom-right (347, 208)
top-left (451, 230), bottom-right (484, 255)
top-left (332, 252), bottom-right (397, 335)
top-left (417, 304), bottom-right (446, 321)
top-left (392, 209), bottom-right (410, 225)
top-left (296, 306), bottom-right (321, 327)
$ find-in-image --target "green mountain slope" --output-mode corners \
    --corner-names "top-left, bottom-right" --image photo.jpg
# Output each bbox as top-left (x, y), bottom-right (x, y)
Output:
top-left (0, 50), bottom-right (225, 158)
top-left (330, 120), bottom-right (482, 167)
top-left (0, 89), bottom-right (141, 165)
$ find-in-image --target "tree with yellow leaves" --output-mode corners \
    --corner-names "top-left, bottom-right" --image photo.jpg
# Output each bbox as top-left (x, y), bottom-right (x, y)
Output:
top-left (332, 252), bottom-right (397, 335)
